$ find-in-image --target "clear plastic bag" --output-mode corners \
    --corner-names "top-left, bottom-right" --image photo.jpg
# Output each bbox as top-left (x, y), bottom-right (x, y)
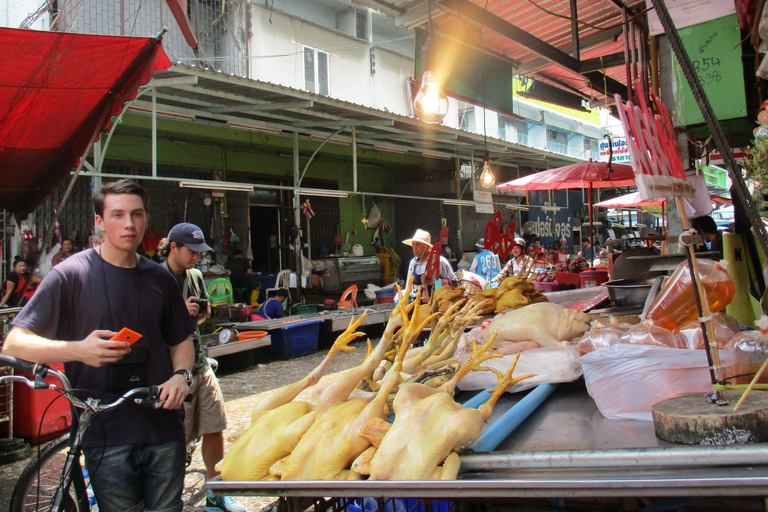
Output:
top-left (723, 327), bottom-right (768, 385)
top-left (576, 323), bottom-right (633, 355)
top-left (677, 313), bottom-right (740, 350)
top-left (582, 344), bottom-right (738, 421)
top-left (644, 259), bottom-right (735, 331)
top-left (619, 323), bottom-right (688, 349)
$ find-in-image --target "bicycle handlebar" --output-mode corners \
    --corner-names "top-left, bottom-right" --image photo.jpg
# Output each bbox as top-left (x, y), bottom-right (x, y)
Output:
top-left (0, 354), bottom-right (168, 410)
top-left (0, 354), bottom-right (47, 375)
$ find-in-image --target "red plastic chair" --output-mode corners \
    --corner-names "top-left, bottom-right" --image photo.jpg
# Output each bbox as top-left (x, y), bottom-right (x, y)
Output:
top-left (337, 285), bottom-right (358, 310)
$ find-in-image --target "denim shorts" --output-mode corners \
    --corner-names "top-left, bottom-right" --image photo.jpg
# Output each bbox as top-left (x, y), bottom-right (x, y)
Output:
top-left (83, 441), bottom-right (185, 512)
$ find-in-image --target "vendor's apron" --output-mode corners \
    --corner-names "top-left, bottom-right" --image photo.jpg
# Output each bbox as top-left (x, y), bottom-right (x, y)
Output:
top-left (410, 259), bottom-right (432, 303)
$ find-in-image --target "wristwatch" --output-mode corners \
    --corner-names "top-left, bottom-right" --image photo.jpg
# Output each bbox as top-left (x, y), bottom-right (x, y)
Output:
top-left (173, 369), bottom-right (193, 386)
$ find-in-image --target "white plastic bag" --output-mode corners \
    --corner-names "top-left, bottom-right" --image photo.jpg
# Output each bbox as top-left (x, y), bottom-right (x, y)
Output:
top-left (458, 346), bottom-right (582, 394)
top-left (581, 344), bottom-right (738, 421)
top-left (367, 202), bottom-right (382, 229)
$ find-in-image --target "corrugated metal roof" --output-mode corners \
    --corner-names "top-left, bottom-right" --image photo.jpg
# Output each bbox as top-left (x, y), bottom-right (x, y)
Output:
top-left (142, 64), bottom-right (581, 169)
top-left (363, 0), bottom-right (648, 104)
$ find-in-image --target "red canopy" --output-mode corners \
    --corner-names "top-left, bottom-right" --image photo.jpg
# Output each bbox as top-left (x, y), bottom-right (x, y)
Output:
top-left (0, 27), bottom-right (171, 216)
top-left (497, 160), bottom-right (636, 191)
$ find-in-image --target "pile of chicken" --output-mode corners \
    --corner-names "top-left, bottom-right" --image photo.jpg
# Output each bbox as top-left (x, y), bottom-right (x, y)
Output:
top-left (218, 279), bottom-right (534, 481)
top-left (435, 274), bottom-right (547, 317)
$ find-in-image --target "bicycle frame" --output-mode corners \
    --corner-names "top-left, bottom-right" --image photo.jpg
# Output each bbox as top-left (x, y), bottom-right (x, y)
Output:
top-left (0, 354), bottom-right (161, 512)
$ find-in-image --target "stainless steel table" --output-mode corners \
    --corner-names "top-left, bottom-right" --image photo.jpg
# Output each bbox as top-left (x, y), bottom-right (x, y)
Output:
top-left (208, 381), bottom-right (768, 498)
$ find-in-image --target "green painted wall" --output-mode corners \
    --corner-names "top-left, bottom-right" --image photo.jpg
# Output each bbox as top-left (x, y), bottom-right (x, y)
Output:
top-left (102, 114), bottom-right (445, 257)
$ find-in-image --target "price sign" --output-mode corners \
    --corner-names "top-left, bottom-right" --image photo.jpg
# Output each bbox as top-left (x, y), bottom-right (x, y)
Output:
top-left (674, 14), bottom-right (746, 126)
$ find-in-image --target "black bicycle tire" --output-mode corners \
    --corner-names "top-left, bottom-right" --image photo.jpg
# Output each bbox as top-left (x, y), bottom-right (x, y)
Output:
top-left (10, 433), bottom-right (89, 512)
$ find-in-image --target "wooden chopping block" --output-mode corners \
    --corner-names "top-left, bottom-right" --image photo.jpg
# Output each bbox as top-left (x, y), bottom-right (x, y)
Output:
top-left (652, 391), bottom-right (768, 444)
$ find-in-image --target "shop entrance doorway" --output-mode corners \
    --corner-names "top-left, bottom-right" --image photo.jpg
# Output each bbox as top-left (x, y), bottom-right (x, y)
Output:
top-left (250, 206), bottom-right (280, 273)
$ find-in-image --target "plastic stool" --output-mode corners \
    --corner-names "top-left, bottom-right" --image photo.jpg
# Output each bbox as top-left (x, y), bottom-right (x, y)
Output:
top-left (234, 288), bottom-right (248, 304)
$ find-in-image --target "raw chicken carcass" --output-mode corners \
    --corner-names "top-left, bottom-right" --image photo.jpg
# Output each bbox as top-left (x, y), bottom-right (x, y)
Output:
top-left (354, 340), bottom-right (534, 480)
top-left (219, 313), bottom-right (369, 481)
top-left (484, 302), bottom-right (591, 348)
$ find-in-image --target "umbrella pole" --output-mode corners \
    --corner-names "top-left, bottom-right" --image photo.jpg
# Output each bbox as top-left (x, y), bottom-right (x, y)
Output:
top-left (589, 183), bottom-right (594, 258)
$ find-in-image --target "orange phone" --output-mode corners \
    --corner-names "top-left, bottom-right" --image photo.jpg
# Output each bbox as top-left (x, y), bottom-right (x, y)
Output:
top-left (109, 327), bottom-right (142, 345)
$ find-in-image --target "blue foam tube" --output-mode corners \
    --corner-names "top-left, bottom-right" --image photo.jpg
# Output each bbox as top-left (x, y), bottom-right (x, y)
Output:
top-left (467, 383), bottom-right (558, 452)
top-left (460, 386), bottom-right (494, 409)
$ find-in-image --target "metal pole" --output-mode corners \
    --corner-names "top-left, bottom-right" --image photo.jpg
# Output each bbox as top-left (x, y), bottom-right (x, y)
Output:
top-left (352, 127), bottom-right (358, 192)
top-left (293, 133), bottom-right (301, 286)
top-left (460, 444), bottom-right (768, 471)
top-left (152, 87), bottom-right (157, 177)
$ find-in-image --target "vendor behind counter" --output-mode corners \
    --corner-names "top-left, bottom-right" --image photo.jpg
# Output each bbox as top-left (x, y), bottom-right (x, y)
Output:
top-left (403, 228), bottom-right (456, 303)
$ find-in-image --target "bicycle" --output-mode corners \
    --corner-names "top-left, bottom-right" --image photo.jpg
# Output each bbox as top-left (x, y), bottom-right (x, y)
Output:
top-left (2, 354), bottom-right (168, 512)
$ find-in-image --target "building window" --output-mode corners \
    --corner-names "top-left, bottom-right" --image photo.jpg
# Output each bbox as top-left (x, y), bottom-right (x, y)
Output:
top-left (356, 8), bottom-right (370, 41)
top-left (304, 47), bottom-right (329, 96)
top-left (583, 138), bottom-right (599, 159)
top-left (547, 129), bottom-right (567, 154)
top-left (498, 114), bottom-right (507, 140)
top-left (458, 102), bottom-right (474, 132)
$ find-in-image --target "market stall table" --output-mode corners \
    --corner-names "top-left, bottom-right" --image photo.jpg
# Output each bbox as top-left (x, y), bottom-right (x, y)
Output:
top-left (208, 380), bottom-right (768, 500)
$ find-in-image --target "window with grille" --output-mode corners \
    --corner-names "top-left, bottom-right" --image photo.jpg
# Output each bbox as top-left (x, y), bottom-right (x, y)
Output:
top-left (547, 129), bottom-right (567, 154)
top-left (304, 46), bottom-right (330, 96)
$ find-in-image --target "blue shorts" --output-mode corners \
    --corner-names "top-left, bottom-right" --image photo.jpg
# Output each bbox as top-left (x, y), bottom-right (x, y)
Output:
top-left (83, 441), bottom-right (185, 512)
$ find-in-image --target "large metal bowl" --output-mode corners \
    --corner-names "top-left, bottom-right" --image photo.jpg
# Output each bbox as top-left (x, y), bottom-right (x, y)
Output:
top-left (604, 278), bottom-right (656, 307)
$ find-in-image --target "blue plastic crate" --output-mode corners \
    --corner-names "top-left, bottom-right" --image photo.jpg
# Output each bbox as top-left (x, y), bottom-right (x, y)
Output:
top-left (345, 497), bottom-right (452, 512)
top-left (267, 319), bottom-right (322, 359)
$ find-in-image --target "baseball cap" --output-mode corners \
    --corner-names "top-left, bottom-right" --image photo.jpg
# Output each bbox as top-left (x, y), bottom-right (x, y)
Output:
top-left (168, 223), bottom-right (212, 253)
top-left (475, 238), bottom-right (485, 248)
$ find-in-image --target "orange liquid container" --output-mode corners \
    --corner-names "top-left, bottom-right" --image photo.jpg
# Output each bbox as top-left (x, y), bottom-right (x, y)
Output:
top-left (644, 259), bottom-right (735, 331)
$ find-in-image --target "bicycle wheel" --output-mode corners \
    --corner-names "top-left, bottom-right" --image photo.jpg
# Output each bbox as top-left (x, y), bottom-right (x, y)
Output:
top-left (10, 433), bottom-right (89, 512)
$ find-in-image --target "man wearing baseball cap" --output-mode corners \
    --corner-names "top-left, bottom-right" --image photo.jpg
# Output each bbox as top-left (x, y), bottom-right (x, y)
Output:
top-left (158, 224), bottom-right (246, 512)
top-left (402, 228), bottom-right (456, 302)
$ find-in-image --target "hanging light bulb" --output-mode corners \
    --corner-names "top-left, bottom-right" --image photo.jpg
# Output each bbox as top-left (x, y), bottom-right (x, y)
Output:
top-left (413, 0), bottom-right (448, 124)
top-left (414, 67), bottom-right (449, 123)
top-left (479, 151), bottom-right (496, 188)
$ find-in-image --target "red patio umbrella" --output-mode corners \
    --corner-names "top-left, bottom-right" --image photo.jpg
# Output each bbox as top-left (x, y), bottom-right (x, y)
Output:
top-left (497, 159), bottom-right (635, 251)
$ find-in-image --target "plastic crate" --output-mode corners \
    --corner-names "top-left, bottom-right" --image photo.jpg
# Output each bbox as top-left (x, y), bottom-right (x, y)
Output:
top-left (532, 281), bottom-right (575, 292)
top-left (555, 271), bottom-right (580, 286)
top-left (292, 303), bottom-right (319, 315)
top-left (14, 363), bottom-right (72, 443)
top-left (267, 319), bottom-right (322, 360)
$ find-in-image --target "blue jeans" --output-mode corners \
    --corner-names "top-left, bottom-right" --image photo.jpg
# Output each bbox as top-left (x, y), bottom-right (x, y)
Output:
top-left (83, 441), bottom-right (185, 512)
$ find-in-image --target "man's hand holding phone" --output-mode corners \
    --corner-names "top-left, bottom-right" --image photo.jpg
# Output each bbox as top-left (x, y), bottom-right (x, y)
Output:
top-left (77, 328), bottom-right (141, 367)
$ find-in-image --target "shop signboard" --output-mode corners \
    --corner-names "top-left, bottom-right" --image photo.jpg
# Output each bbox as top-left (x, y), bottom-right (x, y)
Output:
top-left (527, 190), bottom-right (576, 248)
top-left (473, 190), bottom-right (494, 214)
top-left (673, 14), bottom-right (746, 126)
top-left (598, 137), bottom-right (631, 164)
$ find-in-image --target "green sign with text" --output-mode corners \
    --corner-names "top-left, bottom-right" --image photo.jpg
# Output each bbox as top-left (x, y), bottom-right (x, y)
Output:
top-left (674, 14), bottom-right (746, 126)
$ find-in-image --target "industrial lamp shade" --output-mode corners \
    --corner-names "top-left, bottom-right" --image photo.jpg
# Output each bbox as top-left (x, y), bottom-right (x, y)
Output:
top-left (414, 71), bottom-right (449, 123)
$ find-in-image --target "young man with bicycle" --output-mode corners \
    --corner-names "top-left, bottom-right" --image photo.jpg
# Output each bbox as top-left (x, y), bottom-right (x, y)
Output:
top-left (3, 179), bottom-right (195, 512)
top-left (158, 223), bottom-right (246, 512)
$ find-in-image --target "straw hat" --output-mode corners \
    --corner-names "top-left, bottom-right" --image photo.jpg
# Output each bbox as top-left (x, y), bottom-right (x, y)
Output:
top-left (402, 228), bottom-right (433, 247)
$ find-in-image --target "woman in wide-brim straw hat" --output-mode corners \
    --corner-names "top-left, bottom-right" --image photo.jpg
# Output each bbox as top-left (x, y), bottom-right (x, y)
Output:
top-left (403, 228), bottom-right (456, 302)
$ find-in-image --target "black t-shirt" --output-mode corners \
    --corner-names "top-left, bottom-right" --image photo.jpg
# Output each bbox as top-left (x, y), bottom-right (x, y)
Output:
top-left (12, 249), bottom-right (195, 447)
top-left (225, 258), bottom-right (250, 288)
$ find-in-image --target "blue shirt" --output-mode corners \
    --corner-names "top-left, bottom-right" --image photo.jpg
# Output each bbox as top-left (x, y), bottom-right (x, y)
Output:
top-left (258, 297), bottom-right (285, 319)
top-left (469, 250), bottom-right (502, 281)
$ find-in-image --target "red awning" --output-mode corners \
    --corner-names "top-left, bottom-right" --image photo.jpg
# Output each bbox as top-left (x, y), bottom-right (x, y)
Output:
top-left (0, 27), bottom-right (171, 216)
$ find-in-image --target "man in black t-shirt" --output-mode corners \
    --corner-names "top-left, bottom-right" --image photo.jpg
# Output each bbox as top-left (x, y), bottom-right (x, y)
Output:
top-left (3, 179), bottom-right (195, 512)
